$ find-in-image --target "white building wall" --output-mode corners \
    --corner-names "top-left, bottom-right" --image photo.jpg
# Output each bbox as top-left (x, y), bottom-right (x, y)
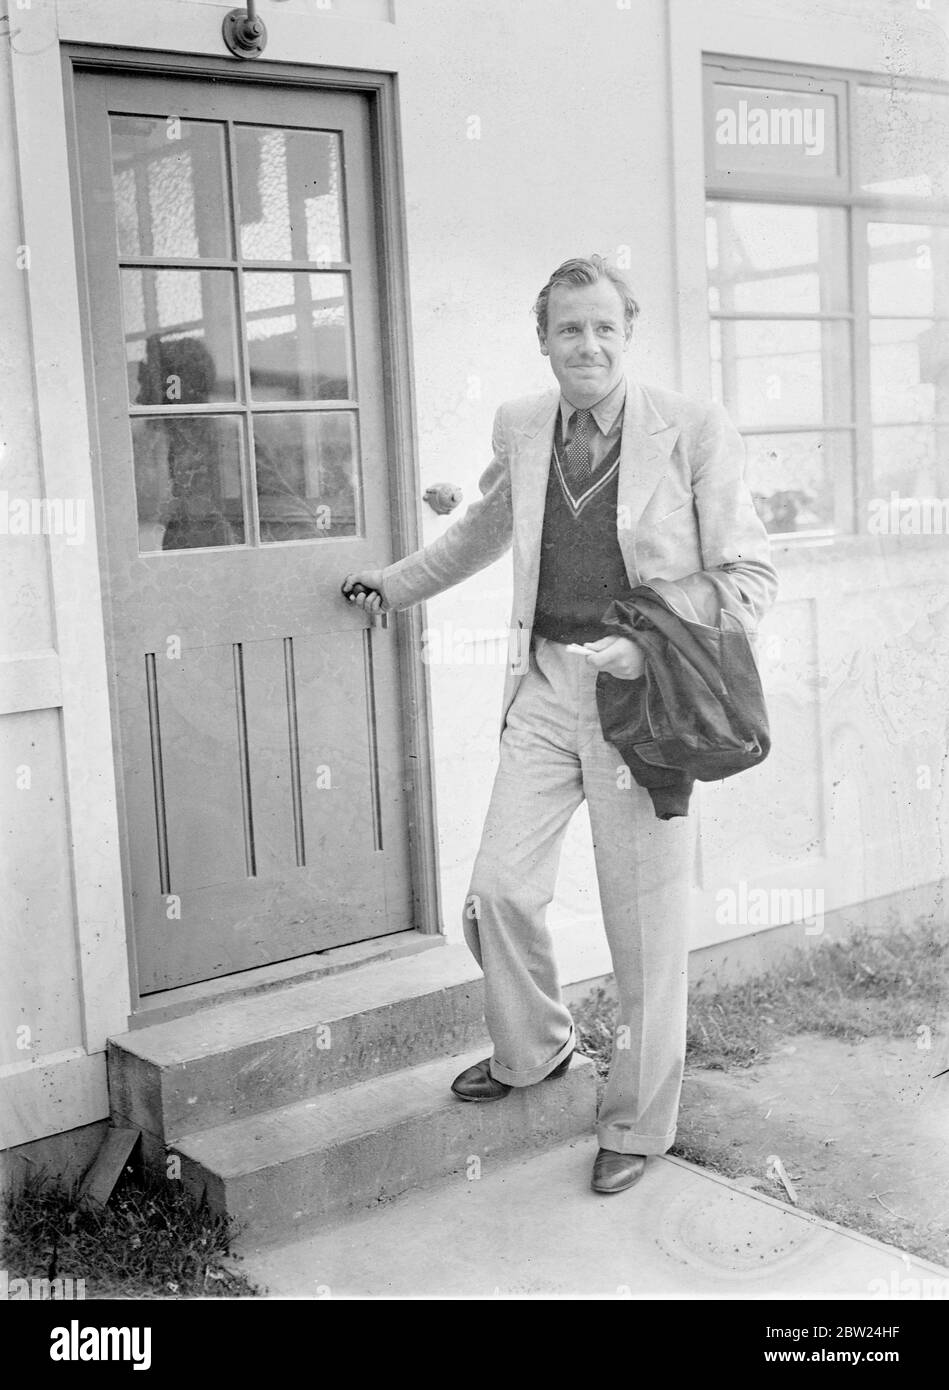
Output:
top-left (1, 0), bottom-right (946, 1148)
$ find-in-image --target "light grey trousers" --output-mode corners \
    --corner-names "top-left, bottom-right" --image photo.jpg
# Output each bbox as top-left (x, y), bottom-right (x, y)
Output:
top-left (462, 633), bottom-right (696, 1155)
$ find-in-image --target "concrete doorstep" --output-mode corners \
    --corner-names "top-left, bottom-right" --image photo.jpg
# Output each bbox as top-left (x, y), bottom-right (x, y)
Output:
top-left (231, 1139), bottom-right (949, 1300)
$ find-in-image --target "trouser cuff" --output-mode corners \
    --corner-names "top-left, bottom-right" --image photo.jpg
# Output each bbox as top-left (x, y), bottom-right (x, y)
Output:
top-left (596, 1124), bottom-right (676, 1156)
top-left (489, 1027), bottom-right (574, 1086)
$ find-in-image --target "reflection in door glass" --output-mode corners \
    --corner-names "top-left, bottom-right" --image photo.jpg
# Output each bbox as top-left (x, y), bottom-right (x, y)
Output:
top-left (236, 127), bottom-right (346, 264)
top-left (122, 268), bottom-right (240, 404)
top-left (131, 415), bottom-right (246, 551)
top-left (110, 116), bottom-right (231, 259)
top-left (253, 412), bottom-right (360, 541)
top-left (245, 272), bottom-right (353, 400)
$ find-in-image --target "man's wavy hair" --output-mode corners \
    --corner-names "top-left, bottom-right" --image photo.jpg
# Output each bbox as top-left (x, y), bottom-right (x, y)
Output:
top-left (533, 255), bottom-right (640, 340)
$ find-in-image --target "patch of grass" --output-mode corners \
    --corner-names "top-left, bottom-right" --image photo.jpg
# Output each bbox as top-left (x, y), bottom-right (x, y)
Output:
top-left (805, 1192), bottom-right (949, 1269)
top-left (1, 1165), bottom-right (261, 1299)
top-left (573, 985), bottom-right (615, 1090)
top-left (668, 1137), bottom-right (748, 1181)
top-left (686, 922), bottom-right (947, 1069)
top-left (575, 921), bottom-right (947, 1076)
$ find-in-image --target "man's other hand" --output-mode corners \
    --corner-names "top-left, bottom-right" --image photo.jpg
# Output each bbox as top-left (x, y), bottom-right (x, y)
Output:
top-left (581, 635), bottom-right (644, 680)
top-left (341, 569), bottom-right (387, 615)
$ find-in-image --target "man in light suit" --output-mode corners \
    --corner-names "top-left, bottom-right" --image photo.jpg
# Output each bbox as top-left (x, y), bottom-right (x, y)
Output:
top-left (344, 256), bottom-right (777, 1193)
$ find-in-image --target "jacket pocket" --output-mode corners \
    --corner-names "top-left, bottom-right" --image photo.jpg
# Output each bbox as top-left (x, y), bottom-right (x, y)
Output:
top-left (652, 498), bottom-right (693, 526)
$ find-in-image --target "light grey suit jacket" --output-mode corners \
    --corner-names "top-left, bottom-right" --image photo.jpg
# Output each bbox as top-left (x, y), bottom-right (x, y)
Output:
top-left (381, 377), bottom-right (778, 736)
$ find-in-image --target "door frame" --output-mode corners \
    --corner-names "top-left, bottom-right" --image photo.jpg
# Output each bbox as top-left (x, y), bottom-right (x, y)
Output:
top-left (62, 44), bottom-right (443, 1011)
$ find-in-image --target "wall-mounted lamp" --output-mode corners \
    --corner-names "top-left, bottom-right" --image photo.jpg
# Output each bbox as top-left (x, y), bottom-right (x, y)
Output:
top-left (222, 0), bottom-right (268, 59)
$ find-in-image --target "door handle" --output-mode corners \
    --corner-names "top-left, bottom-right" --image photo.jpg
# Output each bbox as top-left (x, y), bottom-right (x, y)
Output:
top-left (341, 580), bottom-right (389, 629)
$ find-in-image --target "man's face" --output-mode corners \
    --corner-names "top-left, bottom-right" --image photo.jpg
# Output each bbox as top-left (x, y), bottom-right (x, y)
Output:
top-left (538, 277), bottom-right (631, 407)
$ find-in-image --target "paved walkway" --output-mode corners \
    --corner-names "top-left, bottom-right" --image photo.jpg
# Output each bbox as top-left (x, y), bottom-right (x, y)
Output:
top-left (233, 1139), bottom-right (949, 1299)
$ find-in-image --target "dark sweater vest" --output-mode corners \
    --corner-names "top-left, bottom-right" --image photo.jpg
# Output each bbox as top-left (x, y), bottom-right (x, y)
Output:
top-left (533, 416), bottom-right (631, 645)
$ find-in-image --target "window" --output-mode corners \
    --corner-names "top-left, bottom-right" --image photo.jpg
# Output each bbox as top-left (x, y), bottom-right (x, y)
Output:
top-left (704, 61), bottom-right (949, 538)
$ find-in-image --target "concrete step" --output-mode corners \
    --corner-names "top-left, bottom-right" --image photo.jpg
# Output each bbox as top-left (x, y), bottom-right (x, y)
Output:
top-left (109, 945), bottom-right (485, 1141)
top-left (172, 1045), bottom-right (597, 1241)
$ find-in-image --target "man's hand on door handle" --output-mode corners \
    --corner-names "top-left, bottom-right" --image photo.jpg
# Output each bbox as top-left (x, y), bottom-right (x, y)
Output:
top-left (341, 569), bottom-right (388, 616)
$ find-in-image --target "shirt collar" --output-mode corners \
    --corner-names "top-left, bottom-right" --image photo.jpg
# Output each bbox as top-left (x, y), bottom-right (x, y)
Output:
top-left (559, 377), bottom-right (627, 436)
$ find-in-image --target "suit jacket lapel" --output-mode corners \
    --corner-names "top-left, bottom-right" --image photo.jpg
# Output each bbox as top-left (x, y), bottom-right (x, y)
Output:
top-left (510, 391), bottom-right (558, 622)
top-left (616, 382), bottom-right (680, 584)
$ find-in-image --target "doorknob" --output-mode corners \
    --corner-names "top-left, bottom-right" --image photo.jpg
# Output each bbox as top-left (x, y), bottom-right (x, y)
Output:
top-left (341, 580), bottom-right (389, 629)
top-left (424, 483), bottom-right (463, 515)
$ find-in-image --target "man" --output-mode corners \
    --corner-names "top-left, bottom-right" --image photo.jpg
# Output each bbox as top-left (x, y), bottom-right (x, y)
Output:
top-left (343, 256), bottom-right (777, 1194)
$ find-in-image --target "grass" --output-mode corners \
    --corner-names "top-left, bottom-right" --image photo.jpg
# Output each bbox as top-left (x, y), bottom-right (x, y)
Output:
top-left (1, 1164), bottom-right (260, 1299)
top-left (574, 920), bottom-right (948, 1079)
top-left (804, 1191), bottom-right (948, 1268)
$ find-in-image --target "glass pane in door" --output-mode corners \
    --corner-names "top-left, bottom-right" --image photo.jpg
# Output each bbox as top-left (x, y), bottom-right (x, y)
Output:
top-left (121, 268), bottom-right (241, 404)
top-left (110, 115), bottom-right (231, 258)
top-left (245, 271), bottom-right (353, 401)
top-left (131, 415), bottom-right (247, 551)
top-left (253, 411), bottom-right (360, 541)
top-left (236, 126), bottom-right (346, 264)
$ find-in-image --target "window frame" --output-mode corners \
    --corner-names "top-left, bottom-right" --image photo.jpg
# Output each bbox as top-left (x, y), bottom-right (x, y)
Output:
top-left (703, 63), bottom-right (850, 199)
top-left (704, 55), bottom-right (949, 542)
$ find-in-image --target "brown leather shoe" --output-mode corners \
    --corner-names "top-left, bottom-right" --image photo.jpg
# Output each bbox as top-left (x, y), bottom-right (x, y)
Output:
top-left (450, 1050), bottom-right (572, 1102)
top-left (591, 1148), bottom-right (647, 1193)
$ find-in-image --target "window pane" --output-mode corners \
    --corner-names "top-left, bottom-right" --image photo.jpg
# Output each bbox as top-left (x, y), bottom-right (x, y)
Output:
top-left (707, 202), bottom-right (849, 313)
top-left (872, 424), bottom-right (949, 498)
top-left (131, 415), bottom-right (246, 552)
top-left (711, 320), bottom-right (852, 427)
top-left (122, 269), bottom-right (240, 405)
top-left (743, 431), bottom-right (847, 534)
top-left (870, 320), bottom-right (949, 423)
top-left (110, 116), bottom-right (230, 259)
top-left (244, 272), bottom-right (353, 401)
top-left (867, 224), bottom-right (949, 318)
top-left (254, 412), bottom-right (360, 542)
top-left (857, 86), bottom-right (949, 198)
top-left (710, 83), bottom-right (839, 180)
top-left (236, 127), bottom-right (346, 264)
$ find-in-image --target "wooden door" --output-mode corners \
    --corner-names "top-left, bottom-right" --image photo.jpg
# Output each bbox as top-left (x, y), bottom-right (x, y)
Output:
top-left (75, 72), bottom-right (413, 992)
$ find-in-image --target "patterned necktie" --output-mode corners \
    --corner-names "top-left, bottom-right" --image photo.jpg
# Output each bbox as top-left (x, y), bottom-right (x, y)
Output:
top-left (565, 408), bottom-right (594, 486)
